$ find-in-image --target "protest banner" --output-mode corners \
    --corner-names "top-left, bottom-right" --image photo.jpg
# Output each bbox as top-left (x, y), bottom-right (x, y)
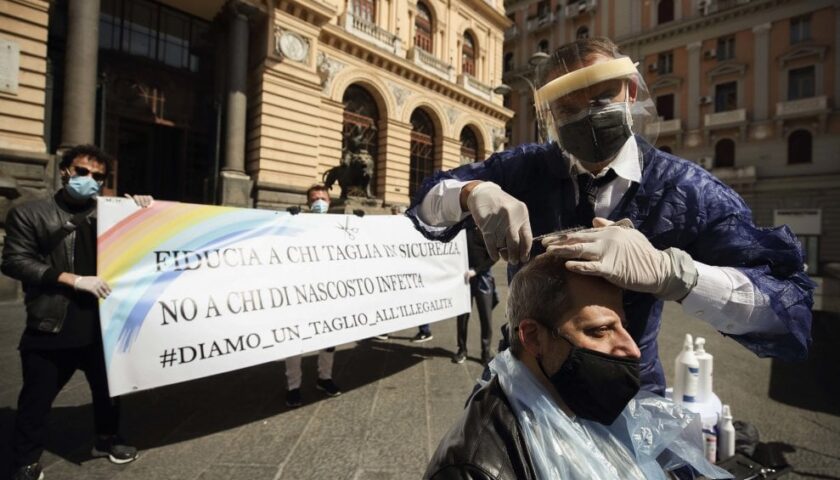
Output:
top-left (97, 198), bottom-right (469, 396)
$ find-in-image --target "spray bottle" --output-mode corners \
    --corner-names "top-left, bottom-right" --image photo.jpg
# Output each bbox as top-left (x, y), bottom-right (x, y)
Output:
top-left (694, 337), bottom-right (714, 402)
top-left (673, 334), bottom-right (697, 405)
top-left (718, 404), bottom-right (736, 461)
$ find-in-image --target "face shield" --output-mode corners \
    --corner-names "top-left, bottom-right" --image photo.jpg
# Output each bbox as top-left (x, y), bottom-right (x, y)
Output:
top-left (534, 45), bottom-right (658, 165)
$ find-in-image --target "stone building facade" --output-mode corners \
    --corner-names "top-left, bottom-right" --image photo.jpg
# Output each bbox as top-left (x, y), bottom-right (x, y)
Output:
top-left (0, 0), bottom-right (512, 299)
top-left (502, 0), bottom-right (840, 306)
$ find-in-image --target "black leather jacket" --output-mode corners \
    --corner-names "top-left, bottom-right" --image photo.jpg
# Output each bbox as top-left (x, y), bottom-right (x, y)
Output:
top-left (425, 376), bottom-right (537, 480)
top-left (2, 192), bottom-right (87, 333)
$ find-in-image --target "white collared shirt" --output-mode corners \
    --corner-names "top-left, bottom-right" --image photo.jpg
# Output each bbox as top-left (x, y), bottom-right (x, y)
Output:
top-left (417, 138), bottom-right (786, 336)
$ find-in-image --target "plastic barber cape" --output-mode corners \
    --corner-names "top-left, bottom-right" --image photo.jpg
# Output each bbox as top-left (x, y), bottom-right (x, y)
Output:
top-left (487, 350), bottom-right (731, 479)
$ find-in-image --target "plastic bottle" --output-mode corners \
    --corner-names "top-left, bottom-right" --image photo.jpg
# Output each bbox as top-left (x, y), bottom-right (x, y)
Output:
top-left (694, 337), bottom-right (714, 403)
top-left (703, 427), bottom-right (717, 464)
top-left (718, 404), bottom-right (736, 461)
top-left (673, 334), bottom-right (698, 405)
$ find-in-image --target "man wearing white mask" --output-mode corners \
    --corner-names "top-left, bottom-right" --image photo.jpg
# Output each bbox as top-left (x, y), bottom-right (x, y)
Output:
top-left (407, 37), bottom-right (813, 395)
top-left (283, 184), bottom-right (342, 408)
top-left (3, 145), bottom-right (152, 480)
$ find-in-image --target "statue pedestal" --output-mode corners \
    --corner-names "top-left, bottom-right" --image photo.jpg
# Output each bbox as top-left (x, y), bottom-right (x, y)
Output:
top-left (328, 196), bottom-right (391, 215)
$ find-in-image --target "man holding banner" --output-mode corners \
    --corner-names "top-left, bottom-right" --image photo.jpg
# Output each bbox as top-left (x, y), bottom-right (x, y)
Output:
top-left (284, 184), bottom-right (343, 408)
top-left (2, 145), bottom-right (151, 480)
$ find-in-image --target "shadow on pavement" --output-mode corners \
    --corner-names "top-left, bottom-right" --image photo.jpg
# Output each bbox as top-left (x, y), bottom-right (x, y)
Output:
top-left (0, 337), bottom-right (452, 476)
top-left (768, 312), bottom-right (840, 416)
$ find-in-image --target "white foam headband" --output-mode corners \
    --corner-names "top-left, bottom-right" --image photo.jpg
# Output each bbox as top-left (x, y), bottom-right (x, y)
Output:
top-left (535, 57), bottom-right (638, 104)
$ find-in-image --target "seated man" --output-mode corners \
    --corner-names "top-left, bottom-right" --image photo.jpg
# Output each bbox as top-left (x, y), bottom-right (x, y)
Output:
top-left (425, 254), bottom-right (728, 480)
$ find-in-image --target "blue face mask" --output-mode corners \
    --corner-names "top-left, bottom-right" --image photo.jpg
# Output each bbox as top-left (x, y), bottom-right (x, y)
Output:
top-left (66, 175), bottom-right (101, 201)
top-left (310, 199), bottom-right (329, 214)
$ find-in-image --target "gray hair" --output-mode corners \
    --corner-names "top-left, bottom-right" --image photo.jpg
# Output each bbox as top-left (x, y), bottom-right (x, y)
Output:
top-left (507, 254), bottom-right (573, 356)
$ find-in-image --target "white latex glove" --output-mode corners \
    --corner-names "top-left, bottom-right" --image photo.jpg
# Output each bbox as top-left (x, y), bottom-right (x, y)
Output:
top-left (125, 194), bottom-right (154, 208)
top-left (73, 276), bottom-right (111, 299)
top-left (466, 182), bottom-right (532, 265)
top-left (542, 218), bottom-right (698, 300)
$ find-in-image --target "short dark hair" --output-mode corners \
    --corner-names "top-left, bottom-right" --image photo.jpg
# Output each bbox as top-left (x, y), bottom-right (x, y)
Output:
top-left (306, 183), bottom-right (330, 201)
top-left (59, 144), bottom-right (112, 175)
top-left (507, 253), bottom-right (574, 356)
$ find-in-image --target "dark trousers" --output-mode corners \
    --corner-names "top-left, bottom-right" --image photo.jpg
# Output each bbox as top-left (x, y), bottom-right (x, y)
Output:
top-left (12, 343), bottom-right (119, 466)
top-left (456, 288), bottom-right (494, 354)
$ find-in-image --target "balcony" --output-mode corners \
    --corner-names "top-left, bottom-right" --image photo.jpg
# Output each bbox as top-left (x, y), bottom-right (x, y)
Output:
top-left (408, 47), bottom-right (453, 81)
top-left (342, 11), bottom-right (402, 56)
top-left (645, 118), bottom-right (682, 136)
top-left (701, 0), bottom-right (753, 15)
top-left (776, 95), bottom-right (829, 119)
top-left (704, 108), bottom-right (746, 128)
top-left (565, 0), bottom-right (597, 18)
top-left (710, 165), bottom-right (757, 188)
top-left (526, 12), bottom-right (554, 32)
top-left (458, 73), bottom-right (493, 101)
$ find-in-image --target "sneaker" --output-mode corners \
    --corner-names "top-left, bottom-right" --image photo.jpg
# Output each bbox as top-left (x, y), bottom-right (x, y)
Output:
top-left (12, 463), bottom-right (43, 480)
top-left (91, 435), bottom-right (138, 464)
top-left (374, 333), bottom-right (389, 340)
top-left (452, 350), bottom-right (467, 364)
top-left (316, 379), bottom-right (342, 397)
top-left (481, 350), bottom-right (494, 366)
top-left (286, 388), bottom-right (302, 408)
top-left (410, 332), bottom-right (433, 343)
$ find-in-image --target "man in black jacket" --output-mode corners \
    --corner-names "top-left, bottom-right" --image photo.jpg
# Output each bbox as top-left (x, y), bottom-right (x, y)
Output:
top-left (2, 145), bottom-right (151, 480)
top-left (452, 226), bottom-right (498, 365)
top-left (426, 253), bottom-right (641, 479)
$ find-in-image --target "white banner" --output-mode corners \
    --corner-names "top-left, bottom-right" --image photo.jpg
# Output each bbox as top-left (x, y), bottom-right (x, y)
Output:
top-left (97, 198), bottom-right (469, 396)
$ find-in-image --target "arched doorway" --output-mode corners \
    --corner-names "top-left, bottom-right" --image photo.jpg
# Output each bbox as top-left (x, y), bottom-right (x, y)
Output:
top-left (342, 84), bottom-right (380, 196)
top-left (409, 109), bottom-right (436, 197)
top-left (462, 31), bottom-right (476, 76)
top-left (459, 126), bottom-right (480, 164)
top-left (415, 2), bottom-right (434, 53)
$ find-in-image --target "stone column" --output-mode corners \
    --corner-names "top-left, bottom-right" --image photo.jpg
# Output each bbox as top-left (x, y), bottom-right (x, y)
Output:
top-left (219, 10), bottom-right (253, 207)
top-left (60, 0), bottom-right (100, 147)
top-left (752, 23), bottom-right (771, 121)
top-left (687, 41), bottom-right (702, 131)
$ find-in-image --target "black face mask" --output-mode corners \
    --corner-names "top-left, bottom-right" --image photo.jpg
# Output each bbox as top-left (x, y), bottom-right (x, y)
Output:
top-left (557, 103), bottom-right (633, 164)
top-left (539, 334), bottom-right (640, 425)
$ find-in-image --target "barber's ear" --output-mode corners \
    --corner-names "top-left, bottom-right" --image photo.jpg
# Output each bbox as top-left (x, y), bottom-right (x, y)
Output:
top-left (518, 319), bottom-right (543, 357)
top-left (628, 80), bottom-right (638, 102)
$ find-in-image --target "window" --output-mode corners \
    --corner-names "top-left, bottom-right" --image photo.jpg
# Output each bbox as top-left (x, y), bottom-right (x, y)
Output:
top-left (409, 109), bottom-right (436, 197)
top-left (576, 26), bottom-right (589, 40)
top-left (415, 2), bottom-right (433, 53)
top-left (99, 0), bottom-right (207, 72)
top-left (714, 81), bottom-right (737, 112)
top-left (462, 32), bottom-right (476, 76)
top-left (352, 0), bottom-right (376, 23)
top-left (716, 36), bottom-right (735, 61)
top-left (460, 127), bottom-right (479, 164)
top-left (504, 52), bottom-right (513, 72)
top-left (787, 129), bottom-right (812, 164)
top-left (657, 0), bottom-right (674, 24)
top-left (503, 93), bottom-right (511, 109)
top-left (714, 139), bottom-right (735, 168)
top-left (657, 52), bottom-right (673, 74)
top-left (342, 85), bottom-right (380, 196)
top-left (537, 0), bottom-right (550, 17)
top-left (656, 94), bottom-right (675, 120)
top-left (790, 15), bottom-right (810, 44)
top-left (788, 66), bottom-right (815, 100)
top-left (538, 39), bottom-right (549, 53)
top-left (660, 145), bottom-right (673, 154)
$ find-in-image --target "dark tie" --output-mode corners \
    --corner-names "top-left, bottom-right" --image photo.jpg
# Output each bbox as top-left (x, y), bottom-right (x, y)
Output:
top-left (575, 168), bottom-right (618, 227)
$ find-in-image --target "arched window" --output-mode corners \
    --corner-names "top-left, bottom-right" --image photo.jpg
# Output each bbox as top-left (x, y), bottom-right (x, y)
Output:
top-left (352, 0), bottom-right (376, 23)
top-left (504, 52), bottom-right (513, 72)
top-left (462, 31), bottom-right (476, 76)
top-left (714, 139), bottom-right (735, 168)
top-left (415, 2), bottom-right (433, 53)
top-left (410, 109), bottom-right (436, 197)
top-left (788, 129), bottom-right (812, 164)
top-left (342, 84), bottom-right (380, 195)
top-left (460, 127), bottom-right (479, 164)
top-left (576, 26), bottom-right (589, 40)
top-left (658, 0), bottom-right (674, 24)
top-left (538, 39), bottom-right (549, 53)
